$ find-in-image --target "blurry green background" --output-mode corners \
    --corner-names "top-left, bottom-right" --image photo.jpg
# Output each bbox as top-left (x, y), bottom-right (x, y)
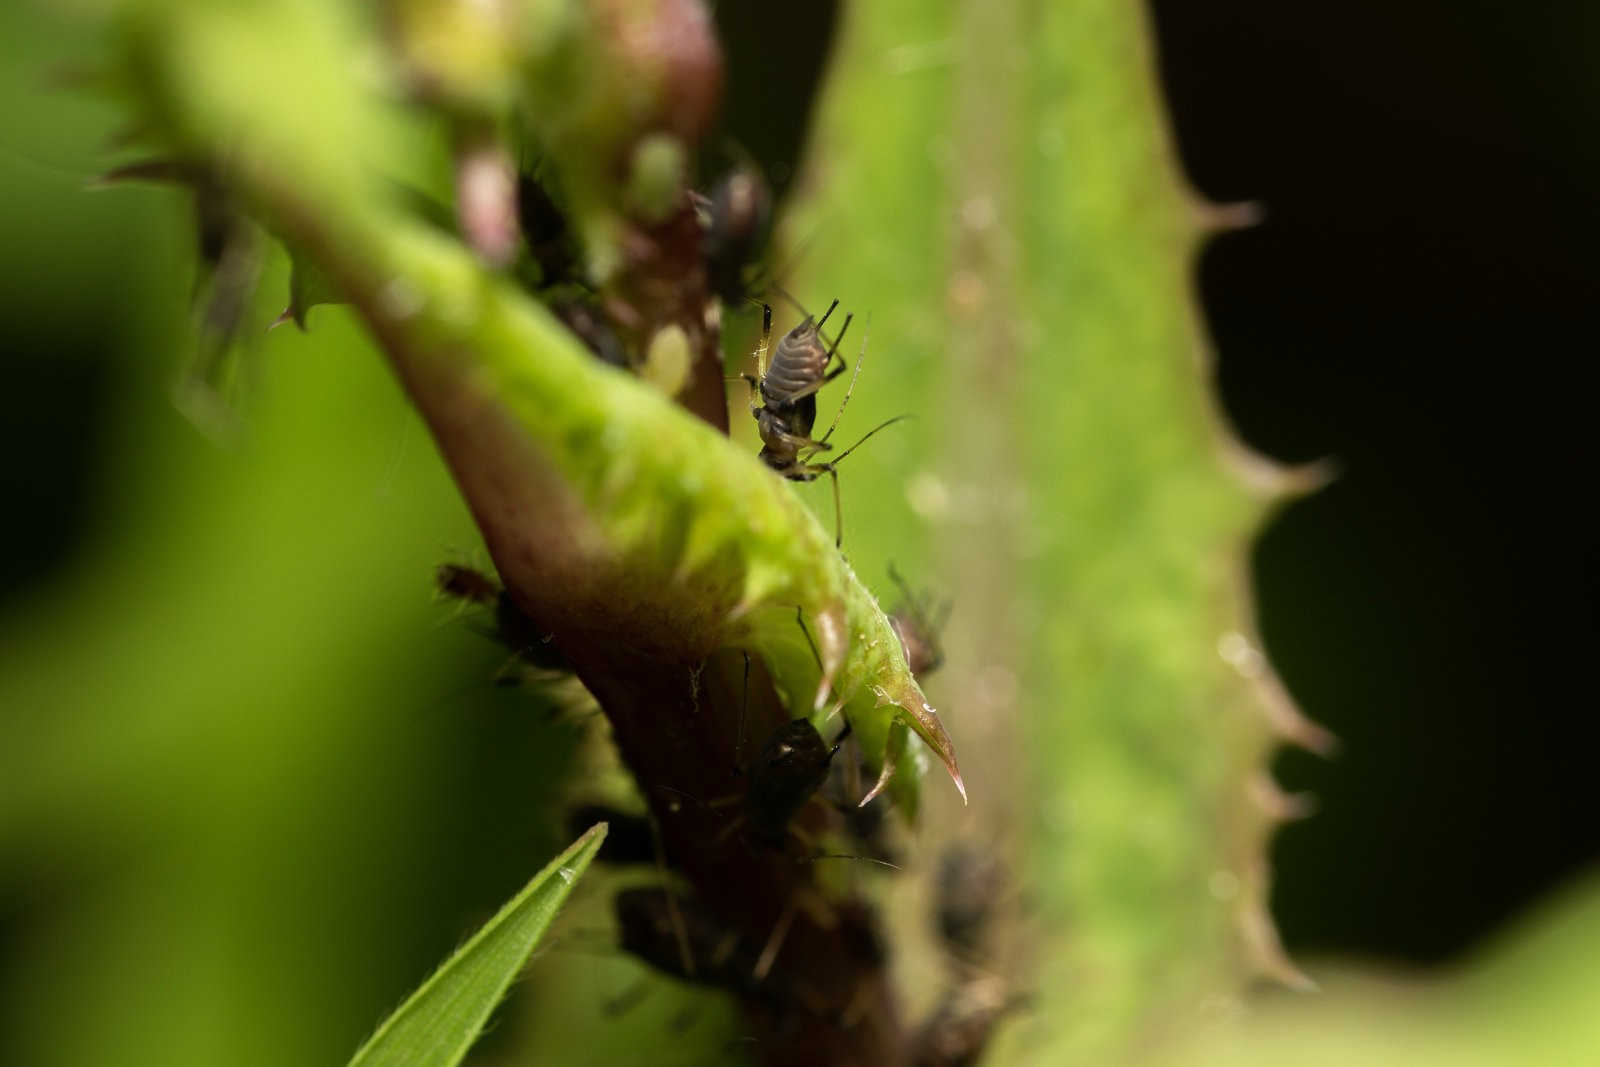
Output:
top-left (0, 7), bottom-right (596, 1063)
top-left (3, 0), bottom-right (1598, 1065)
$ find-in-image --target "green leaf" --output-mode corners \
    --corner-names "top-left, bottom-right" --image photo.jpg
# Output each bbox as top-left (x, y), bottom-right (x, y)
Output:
top-left (346, 822), bottom-right (607, 1067)
top-left (113, 0), bottom-right (963, 813)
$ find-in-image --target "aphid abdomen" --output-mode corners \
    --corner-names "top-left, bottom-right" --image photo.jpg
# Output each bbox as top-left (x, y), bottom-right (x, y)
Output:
top-left (761, 325), bottom-right (829, 406)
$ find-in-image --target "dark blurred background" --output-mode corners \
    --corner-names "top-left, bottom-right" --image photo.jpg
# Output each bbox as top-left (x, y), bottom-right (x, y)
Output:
top-left (1147, 0), bottom-right (1600, 963)
top-left (2, 9), bottom-right (1596, 1060)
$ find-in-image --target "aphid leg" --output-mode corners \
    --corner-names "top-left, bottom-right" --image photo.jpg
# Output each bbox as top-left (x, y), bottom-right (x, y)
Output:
top-left (805, 851), bottom-right (903, 872)
top-left (839, 983), bottom-right (876, 1030)
top-left (888, 562), bottom-right (916, 608)
top-left (490, 648), bottom-right (528, 685)
top-left (821, 311), bottom-right (854, 377)
top-left (795, 607), bottom-right (824, 672)
top-left (739, 372), bottom-right (761, 414)
top-left (814, 298), bottom-right (841, 333)
top-left (842, 730), bottom-right (863, 804)
top-left (734, 651), bottom-right (751, 772)
top-left (785, 821), bottom-right (817, 854)
top-left (754, 303), bottom-right (773, 379)
top-left (774, 459), bottom-right (847, 546)
top-left (711, 810), bottom-right (746, 846)
top-left (752, 894), bottom-right (800, 982)
top-left (828, 414), bottom-right (915, 466)
top-left (647, 811), bottom-right (697, 978)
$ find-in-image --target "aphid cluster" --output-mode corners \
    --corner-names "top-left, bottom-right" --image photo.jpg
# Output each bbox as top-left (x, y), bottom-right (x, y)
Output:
top-left (565, 707), bottom-right (888, 1017)
top-left (433, 155), bottom-right (942, 1057)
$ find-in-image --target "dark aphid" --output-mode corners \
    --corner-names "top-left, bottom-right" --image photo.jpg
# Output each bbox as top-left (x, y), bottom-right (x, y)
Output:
top-left (723, 648), bottom-right (895, 866)
top-left (614, 886), bottom-right (758, 993)
top-left (566, 804), bottom-right (659, 867)
top-left (934, 842), bottom-right (1007, 962)
top-left (908, 844), bottom-right (1022, 1066)
top-left (491, 594), bottom-right (569, 671)
top-left (435, 562), bottom-right (499, 606)
top-left (887, 564), bottom-right (953, 679)
top-left (433, 563), bottom-right (569, 672)
top-left (908, 974), bottom-right (1020, 1067)
top-left (699, 167), bottom-right (772, 305)
top-left (96, 160), bottom-right (265, 430)
top-left (741, 302), bottom-right (909, 547)
top-left (551, 297), bottom-right (630, 369)
top-left (516, 171), bottom-right (581, 288)
top-left (744, 718), bottom-right (850, 850)
top-left (614, 886), bottom-right (861, 1027)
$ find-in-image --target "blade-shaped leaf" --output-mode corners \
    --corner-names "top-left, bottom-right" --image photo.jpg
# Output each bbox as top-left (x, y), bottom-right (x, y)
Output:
top-left (347, 822), bottom-right (607, 1067)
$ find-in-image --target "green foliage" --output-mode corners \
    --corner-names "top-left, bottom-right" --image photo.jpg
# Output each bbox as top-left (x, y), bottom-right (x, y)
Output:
top-left (5, 1), bottom-right (1600, 1066)
top-left (793, 0), bottom-right (1285, 1060)
top-left (347, 823), bottom-right (605, 1067)
top-left (106, 0), bottom-right (959, 811)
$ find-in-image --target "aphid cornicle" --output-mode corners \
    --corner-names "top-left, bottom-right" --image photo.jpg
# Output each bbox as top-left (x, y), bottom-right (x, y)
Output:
top-left (742, 301), bottom-right (908, 547)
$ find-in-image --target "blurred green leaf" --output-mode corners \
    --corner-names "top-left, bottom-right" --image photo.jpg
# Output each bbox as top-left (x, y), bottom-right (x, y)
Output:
top-left (347, 822), bottom-right (606, 1067)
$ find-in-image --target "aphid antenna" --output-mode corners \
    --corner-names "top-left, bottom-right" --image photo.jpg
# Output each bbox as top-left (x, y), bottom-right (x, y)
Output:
top-left (814, 315), bottom-right (872, 447)
top-left (752, 895), bottom-right (800, 982)
top-left (656, 783), bottom-right (717, 813)
top-left (830, 719), bottom-right (855, 752)
top-left (645, 808), bottom-right (697, 979)
top-left (887, 561), bottom-right (916, 605)
top-left (828, 413), bottom-right (916, 467)
top-left (888, 561), bottom-right (954, 633)
top-left (734, 650), bottom-right (751, 772)
top-left (765, 227), bottom-right (821, 297)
